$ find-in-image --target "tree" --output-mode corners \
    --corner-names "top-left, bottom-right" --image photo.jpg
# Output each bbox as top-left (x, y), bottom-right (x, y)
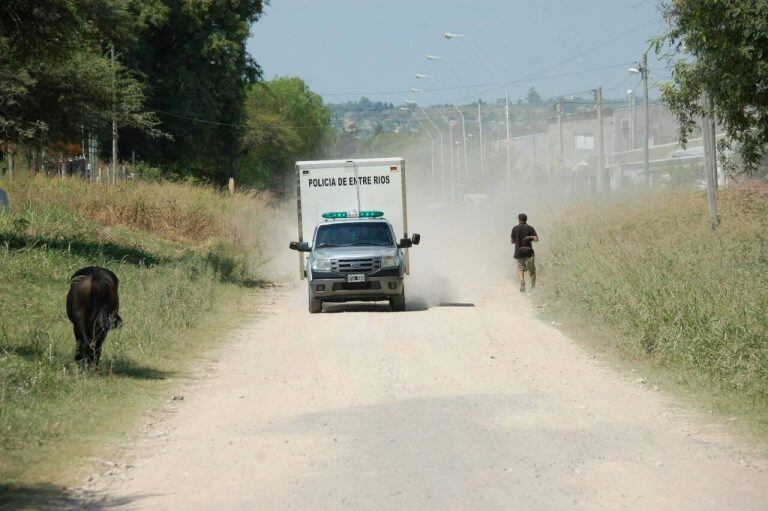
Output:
top-left (0, 0), bottom-right (157, 156)
top-left (120, 0), bottom-right (264, 182)
top-left (237, 77), bottom-right (334, 192)
top-left (657, 0), bottom-right (768, 172)
top-left (525, 87), bottom-right (542, 106)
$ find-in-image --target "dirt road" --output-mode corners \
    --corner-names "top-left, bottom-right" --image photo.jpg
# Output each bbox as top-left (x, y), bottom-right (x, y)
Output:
top-left (80, 277), bottom-right (768, 510)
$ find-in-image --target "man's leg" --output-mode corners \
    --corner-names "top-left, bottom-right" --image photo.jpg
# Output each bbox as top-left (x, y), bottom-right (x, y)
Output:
top-left (528, 257), bottom-right (536, 290)
top-left (516, 259), bottom-right (526, 292)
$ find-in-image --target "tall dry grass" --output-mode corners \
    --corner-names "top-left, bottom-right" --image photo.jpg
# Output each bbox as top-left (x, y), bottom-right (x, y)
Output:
top-left (0, 174), bottom-right (272, 485)
top-left (3, 174), bottom-right (271, 241)
top-left (1, 175), bottom-right (272, 280)
top-left (539, 189), bottom-right (768, 402)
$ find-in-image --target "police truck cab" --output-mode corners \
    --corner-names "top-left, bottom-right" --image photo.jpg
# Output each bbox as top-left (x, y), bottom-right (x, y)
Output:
top-left (289, 158), bottom-right (420, 313)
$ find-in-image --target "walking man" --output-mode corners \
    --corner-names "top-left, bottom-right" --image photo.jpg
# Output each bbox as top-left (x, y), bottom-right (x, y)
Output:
top-left (511, 213), bottom-right (538, 292)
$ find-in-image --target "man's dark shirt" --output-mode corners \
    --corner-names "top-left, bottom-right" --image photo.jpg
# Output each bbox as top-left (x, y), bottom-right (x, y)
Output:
top-left (511, 223), bottom-right (537, 259)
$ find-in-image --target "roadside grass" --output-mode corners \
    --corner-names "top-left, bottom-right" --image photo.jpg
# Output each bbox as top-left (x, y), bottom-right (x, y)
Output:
top-left (0, 175), bottom-right (271, 487)
top-left (536, 189), bottom-right (768, 431)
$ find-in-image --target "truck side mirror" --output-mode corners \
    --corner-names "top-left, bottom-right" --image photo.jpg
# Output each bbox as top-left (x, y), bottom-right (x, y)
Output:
top-left (289, 241), bottom-right (311, 252)
top-left (397, 238), bottom-right (413, 249)
top-left (411, 233), bottom-right (421, 245)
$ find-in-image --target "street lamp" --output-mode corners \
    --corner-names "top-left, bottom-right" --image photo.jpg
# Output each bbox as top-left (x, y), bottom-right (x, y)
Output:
top-left (404, 99), bottom-right (445, 199)
top-left (426, 54), bottom-right (485, 176)
top-left (410, 87), bottom-right (454, 200)
top-left (445, 32), bottom-right (511, 183)
top-left (629, 53), bottom-right (650, 187)
top-left (416, 73), bottom-right (469, 182)
top-left (400, 106), bottom-right (435, 194)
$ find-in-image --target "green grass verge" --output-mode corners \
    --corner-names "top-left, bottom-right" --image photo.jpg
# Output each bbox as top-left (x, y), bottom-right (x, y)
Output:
top-left (0, 175), bottom-right (270, 488)
top-left (536, 189), bottom-right (768, 431)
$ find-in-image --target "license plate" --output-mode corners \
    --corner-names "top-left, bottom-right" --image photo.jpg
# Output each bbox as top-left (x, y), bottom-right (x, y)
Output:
top-left (346, 274), bottom-right (365, 283)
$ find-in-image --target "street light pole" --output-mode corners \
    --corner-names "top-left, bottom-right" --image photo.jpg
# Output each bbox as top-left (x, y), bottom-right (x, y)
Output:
top-left (400, 107), bottom-right (435, 196)
top-left (405, 100), bottom-right (445, 200)
top-left (416, 73), bottom-right (469, 184)
top-left (426, 54), bottom-right (484, 176)
top-left (445, 32), bottom-right (511, 182)
top-left (556, 99), bottom-right (564, 171)
top-left (446, 119), bottom-right (455, 202)
top-left (410, 89), bottom-right (451, 199)
top-left (412, 80), bottom-right (459, 198)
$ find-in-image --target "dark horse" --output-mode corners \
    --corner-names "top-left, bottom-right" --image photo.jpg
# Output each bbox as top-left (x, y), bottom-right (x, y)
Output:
top-left (66, 266), bottom-right (123, 367)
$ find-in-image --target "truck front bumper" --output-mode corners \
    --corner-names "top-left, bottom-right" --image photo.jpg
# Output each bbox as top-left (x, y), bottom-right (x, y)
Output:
top-left (309, 276), bottom-right (403, 302)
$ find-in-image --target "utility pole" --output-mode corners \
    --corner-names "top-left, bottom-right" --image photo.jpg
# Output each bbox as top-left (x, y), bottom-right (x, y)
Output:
top-left (709, 107), bottom-right (718, 190)
top-left (556, 99), bottom-right (564, 171)
top-left (455, 106), bottom-right (468, 182)
top-left (477, 101), bottom-right (485, 174)
top-left (629, 91), bottom-right (637, 150)
top-left (504, 90), bottom-right (511, 183)
top-left (701, 95), bottom-right (718, 229)
top-left (111, 44), bottom-right (118, 185)
top-left (596, 86), bottom-right (606, 193)
top-left (641, 52), bottom-right (650, 188)
top-left (88, 134), bottom-right (99, 182)
top-left (6, 144), bottom-right (13, 179)
top-left (447, 118), bottom-right (455, 203)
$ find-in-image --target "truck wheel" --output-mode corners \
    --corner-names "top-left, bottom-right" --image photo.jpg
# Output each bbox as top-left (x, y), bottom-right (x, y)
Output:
top-left (308, 287), bottom-right (322, 314)
top-left (389, 289), bottom-right (406, 312)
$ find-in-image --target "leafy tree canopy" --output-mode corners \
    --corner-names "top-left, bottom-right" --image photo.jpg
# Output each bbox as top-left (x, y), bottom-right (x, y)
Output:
top-left (237, 77), bottom-right (334, 192)
top-left (120, 0), bottom-right (264, 183)
top-left (0, 0), bottom-right (157, 145)
top-left (657, 0), bottom-right (768, 170)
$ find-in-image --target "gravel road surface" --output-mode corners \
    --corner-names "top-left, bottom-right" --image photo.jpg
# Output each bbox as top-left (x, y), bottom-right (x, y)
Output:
top-left (80, 279), bottom-right (768, 510)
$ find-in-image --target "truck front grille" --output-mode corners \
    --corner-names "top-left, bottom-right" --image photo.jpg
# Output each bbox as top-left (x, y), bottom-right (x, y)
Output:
top-left (331, 257), bottom-right (380, 274)
top-left (331, 281), bottom-right (382, 291)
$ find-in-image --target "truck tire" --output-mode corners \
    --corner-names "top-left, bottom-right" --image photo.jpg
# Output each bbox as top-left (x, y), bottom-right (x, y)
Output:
top-left (308, 287), bottom-right (322, 314)
top-left (389, 289), bottom-right (406, 312)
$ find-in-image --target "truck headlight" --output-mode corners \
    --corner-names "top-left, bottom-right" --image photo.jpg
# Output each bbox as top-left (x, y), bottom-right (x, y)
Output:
top-left (381, 254), bottom-right (398, 268)
top-left (312, 258), bottom-right (331, 271)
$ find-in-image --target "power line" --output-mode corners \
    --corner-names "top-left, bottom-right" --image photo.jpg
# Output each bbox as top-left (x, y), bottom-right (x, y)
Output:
top-left (321, 62), bottom-right (635, 98)
top-left (604, 74), bottom-right (634, 93)
top-left (510, 18), bottom-right (659, 82)
top-left (153, 109), bottom-right (332, 130)
top-left (629, 77), bottom-right (644, 94)
top-left (152, 68), bottom-right (653, 130)
top-left (319, 18), bottom-right (658, 99)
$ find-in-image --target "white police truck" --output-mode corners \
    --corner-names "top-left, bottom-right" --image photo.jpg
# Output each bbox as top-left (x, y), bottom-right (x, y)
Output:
top-left (289, 158), bottom-right (420, 313)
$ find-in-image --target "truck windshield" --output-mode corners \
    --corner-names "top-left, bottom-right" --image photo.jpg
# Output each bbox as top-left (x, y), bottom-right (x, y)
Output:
top-left (315, 222), bottom-right (393, 247)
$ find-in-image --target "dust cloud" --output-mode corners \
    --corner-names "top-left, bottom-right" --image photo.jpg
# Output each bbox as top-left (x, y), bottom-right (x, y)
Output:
top-left (258, 145), bottom-right (585, 309)
top-left (405, 157), bottom-right (576, 308)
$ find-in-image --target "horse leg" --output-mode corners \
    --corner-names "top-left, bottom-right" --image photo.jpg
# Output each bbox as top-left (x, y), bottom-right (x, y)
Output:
top-left (93, 330), bottom-right (107, 368)
top-left (73, 323), bottom-right (89, 366)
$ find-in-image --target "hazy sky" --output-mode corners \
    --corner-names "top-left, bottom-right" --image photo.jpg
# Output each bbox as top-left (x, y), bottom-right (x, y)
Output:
top-left (247, 0), bottom-right (666, 106)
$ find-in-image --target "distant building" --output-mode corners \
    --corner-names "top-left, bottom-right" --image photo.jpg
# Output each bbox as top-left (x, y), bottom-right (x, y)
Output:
top-left (504, 102), bottom-right (722, 189)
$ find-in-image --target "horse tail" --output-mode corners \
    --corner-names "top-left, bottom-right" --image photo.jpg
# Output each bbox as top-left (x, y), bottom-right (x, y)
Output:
top-left (90, 276), bottom-right (116, 333)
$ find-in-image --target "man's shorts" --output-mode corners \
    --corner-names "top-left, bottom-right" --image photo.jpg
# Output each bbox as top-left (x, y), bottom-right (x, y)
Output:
top-left (516, 256), bottom-right (536, 273)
